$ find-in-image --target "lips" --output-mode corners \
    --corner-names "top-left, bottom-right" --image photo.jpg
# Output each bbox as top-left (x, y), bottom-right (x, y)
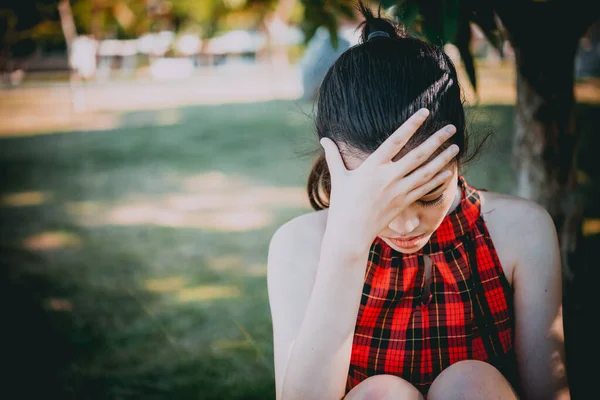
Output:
top-left (388, 233), bottom-right (427, 248)
top-left (392, 234), bottom-right (424, 241)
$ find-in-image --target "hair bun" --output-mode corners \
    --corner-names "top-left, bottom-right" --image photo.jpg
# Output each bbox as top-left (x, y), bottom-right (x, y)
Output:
top-left (357, 0), bottom-right (405, 43)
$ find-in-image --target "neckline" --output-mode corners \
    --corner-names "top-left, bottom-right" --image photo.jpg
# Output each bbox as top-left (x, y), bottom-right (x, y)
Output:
top-left (377, 175), bottom-right (481, 256)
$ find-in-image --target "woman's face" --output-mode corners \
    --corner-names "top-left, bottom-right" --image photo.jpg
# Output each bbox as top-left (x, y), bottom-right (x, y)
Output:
top-left (343, 154), bottom-right (461, 254)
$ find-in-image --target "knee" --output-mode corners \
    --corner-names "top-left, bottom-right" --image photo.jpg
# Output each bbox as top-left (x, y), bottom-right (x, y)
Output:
top-left (429, 360), bottom-right (517, 400)
top-left (344, 375), bottom-right (424, 400)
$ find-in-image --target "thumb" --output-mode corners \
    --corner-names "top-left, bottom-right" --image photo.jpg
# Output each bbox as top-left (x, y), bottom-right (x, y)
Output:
top-left (320, 137), bottom-right (345, 176)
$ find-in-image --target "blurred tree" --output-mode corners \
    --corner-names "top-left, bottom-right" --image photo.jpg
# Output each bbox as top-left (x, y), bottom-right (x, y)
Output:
top-left (70, 0), bottom-right (150, 39)
top-left (58, 0), bottom-right (76, 48)
top-left (0, 0), bottom-right (298, 60)
top-left (0, 0), bottom-right (62, 76)
top-left (0, 0), bottom-right (151, 73)
top-left (298, 0), bottom-right (600, 280)
top-left (170, 0), bottom-right (277, 37)
top-left (169, 0), bottom-right (300, 63)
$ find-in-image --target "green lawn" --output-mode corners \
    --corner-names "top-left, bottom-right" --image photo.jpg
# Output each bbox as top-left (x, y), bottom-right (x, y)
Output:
top-left (0, 100), bottom-right (545, 399)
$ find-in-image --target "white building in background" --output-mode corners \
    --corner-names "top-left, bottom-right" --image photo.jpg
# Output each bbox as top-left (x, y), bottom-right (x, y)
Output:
top-left (298, 26), bottom-right (360, 100)
top-left (70, 36), bottom-right (98, 80)
top-left (205, 30), bottom-right (266, 56)
top-left (175, 34), bottom-right (202, 57)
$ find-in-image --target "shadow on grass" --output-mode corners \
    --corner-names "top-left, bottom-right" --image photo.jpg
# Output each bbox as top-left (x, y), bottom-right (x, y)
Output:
top-left (0, 194), bottom-right (279, 399)
top-left (0, 100), bottom-right (595, 399)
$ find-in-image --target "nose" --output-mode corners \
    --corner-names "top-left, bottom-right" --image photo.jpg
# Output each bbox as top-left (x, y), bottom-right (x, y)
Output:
top-left (388, 210), bottom-right (420, 235)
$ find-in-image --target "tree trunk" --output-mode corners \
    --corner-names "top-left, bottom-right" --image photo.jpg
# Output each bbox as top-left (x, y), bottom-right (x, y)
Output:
top-left (502, 15), bottom-right (596, 397)
top-left (493, 0), bottom-right (599, 284)
top-left (58, 0), bottom-right (86, 112)
top-left (264, 0), bottom-right (297, 67)
top-left (510, 34), bottom-right (582, 280)
top-left (58, 0), bottom-right (77, 51)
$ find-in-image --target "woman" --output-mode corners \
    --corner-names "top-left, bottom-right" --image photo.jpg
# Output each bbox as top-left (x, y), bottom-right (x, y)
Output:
top-left (267, 2), bottom-right (569, 399)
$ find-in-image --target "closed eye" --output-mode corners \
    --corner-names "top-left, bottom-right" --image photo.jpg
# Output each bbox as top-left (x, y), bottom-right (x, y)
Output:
top-left (418, 193), bottom-right (445, 207)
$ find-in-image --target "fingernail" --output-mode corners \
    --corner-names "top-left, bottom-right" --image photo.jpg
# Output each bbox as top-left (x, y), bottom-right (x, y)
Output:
top-left (450, 145), bottom-right (460, 153)
top-left (445, 125), bottom-right (456, 134)
top-left (419, 108), bottom-right (429, 118)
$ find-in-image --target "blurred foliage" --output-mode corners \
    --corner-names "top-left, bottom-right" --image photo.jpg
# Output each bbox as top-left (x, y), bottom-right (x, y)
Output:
top-left (1, 0), bottom-right (150, 56)
top-left (297, 0), bottom-right (505, 92)
top-left (171, 0), bottom-right (277, 37)
top-left (298, 0), bottom-right (356, 50)
top-left (1, 0), bottom-right (62, 56)
top-left (71, 0), bottom-right (150, 39)
top-left (0, 0), bottom-right (300, 59)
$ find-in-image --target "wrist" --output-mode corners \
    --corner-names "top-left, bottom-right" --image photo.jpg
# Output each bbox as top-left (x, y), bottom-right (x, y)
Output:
top-left (321, 222), bottom-right (372, 261)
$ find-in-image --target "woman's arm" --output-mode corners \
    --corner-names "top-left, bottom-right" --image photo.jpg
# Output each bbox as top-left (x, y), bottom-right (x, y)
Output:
top-left (267, 214), bottom-right (371, 400)
top-left (267, 109), bottom-right (457, 399)
top-left (512, 202), bottom-right (570, 400)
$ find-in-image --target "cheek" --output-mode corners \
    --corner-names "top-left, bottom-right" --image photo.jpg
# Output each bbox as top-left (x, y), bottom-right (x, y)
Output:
top-left (419, 206), bottom-right (449, 227)
top-left (419, 189), bottom-right (457, 227)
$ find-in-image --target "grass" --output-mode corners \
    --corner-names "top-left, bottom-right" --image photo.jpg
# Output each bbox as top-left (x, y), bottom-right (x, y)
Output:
top-left (0, 99), bottom-right (591, 399)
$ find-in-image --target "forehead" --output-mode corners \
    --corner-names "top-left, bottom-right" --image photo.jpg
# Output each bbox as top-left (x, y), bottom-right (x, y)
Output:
top-left (341, 143), bottom-right (447, 171)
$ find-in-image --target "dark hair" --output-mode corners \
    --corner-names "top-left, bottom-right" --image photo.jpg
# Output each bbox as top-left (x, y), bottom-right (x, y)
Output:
top-left (307, 1), bottom-right (482, 210)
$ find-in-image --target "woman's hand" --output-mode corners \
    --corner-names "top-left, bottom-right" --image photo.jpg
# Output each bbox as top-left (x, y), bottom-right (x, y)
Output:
top-left (320, 108), bottom-right (459, 251)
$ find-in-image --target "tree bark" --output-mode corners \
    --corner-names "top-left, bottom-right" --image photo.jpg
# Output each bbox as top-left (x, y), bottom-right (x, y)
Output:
top-left (58, 0), bottom-right (86, 112)
top-left (58, 0), bottom-right (77, 51)
top-left (265, 0), bottom-right (297, 67)
top-left (510, 35), bottom-right (582, 279)
top-left (493, 8), bottom-right (598, 395)
top-left (493, 0), bottom-right (599, 280)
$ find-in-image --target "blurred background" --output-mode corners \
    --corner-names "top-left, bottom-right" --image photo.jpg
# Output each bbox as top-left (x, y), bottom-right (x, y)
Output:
top-left (0, 0), bottom-right (598, 399)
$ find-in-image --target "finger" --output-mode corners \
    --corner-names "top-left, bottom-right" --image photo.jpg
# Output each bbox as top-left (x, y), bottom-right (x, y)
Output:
top-left (393, 124), bottom-right (457, 176)
top-left (320, 137), bottom-right (346, 177)
top-left (364, 108), bottom-right (430, 167)
top-left (400, 144), bottom-right (459, 194)
top-left (404, 168), bottom-right (454, 204)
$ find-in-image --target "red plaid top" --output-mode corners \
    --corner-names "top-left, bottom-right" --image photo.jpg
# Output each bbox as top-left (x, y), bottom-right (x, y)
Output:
top-left (345, 176), bottom-right (518, 396)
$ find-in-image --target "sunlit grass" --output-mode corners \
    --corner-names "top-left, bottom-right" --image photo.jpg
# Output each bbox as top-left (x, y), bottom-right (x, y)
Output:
top-left (44, 297), bottom-right (73, 312)
top-left (145, 276), bottom-right (187, 293)
top-left (246, 263), bottom-right (268, 277)
top-left (582, 218), bottom-right (600, 236)
top-left (206, 255), bottom-right (245, 272)
top-left (64, 172), bottom-right (309, 231)
top-left (0, 100), bottom-right (316, 399)
top-left (22, 231), bottom-right (82, 251)
top-left (1, 97), bottom-right (595, 399)
top-left (177, 284), bottom-right (242, 303)
top-left (0, 191), bottom-right (52, 207)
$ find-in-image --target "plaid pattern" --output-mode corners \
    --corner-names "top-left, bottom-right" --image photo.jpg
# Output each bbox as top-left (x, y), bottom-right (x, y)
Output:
top-left (345, 176), bottom-right (517, 396)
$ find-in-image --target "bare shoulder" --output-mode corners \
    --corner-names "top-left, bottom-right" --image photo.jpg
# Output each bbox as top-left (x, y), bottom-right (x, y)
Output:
top-left (267, 209), bottom-right (329, 286)
top-left (479, 190), bottom-right (558, 284)
top-left (269, 209), bottom-right (329, 260)
top-left (480, 190), bottom-right (553, 223)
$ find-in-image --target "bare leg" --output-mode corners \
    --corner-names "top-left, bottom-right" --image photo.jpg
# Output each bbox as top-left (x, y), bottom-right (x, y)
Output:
top-left (344, 375), bottom-right (425, 400)
top-left (428, 360), bottom-right (518, 400)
